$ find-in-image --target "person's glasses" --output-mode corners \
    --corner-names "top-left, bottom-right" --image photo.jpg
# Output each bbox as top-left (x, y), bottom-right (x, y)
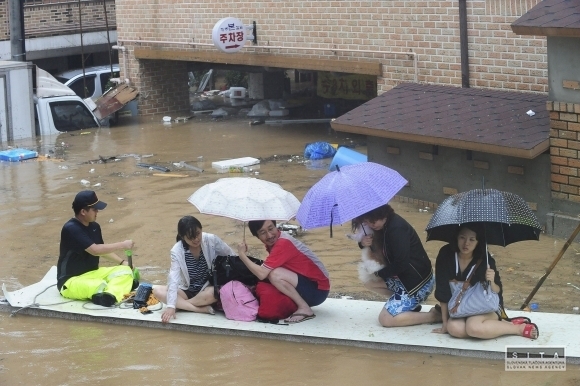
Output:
top-left (258, 226), bottom-right (276, 237)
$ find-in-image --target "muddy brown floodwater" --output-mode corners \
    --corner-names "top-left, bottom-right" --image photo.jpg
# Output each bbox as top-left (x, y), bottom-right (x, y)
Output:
top-left (1, 115), bottom-right (579, 385)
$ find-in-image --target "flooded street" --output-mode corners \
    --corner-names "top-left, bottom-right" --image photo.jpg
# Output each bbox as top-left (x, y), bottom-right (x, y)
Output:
top-left (1, 116), bottom-right (579, 385)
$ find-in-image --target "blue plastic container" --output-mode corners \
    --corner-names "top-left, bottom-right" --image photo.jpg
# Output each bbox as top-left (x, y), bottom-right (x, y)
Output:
top-left (324, 103), bottom-right (336, 117)
top-left (0, 148), bottom-right (38, 162)
top-left (328, 146), bottom-right (367, 171)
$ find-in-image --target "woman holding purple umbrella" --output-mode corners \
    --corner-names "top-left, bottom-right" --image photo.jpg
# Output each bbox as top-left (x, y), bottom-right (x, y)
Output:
top-left (352, 204), bottom-right (442, 327)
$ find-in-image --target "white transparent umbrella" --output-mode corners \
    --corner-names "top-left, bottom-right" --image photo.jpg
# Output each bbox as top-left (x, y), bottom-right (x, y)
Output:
top-left (187, 177), bottom-right (301, 236)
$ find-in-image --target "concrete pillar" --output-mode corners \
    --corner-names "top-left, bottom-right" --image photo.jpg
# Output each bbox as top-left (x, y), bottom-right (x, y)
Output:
top-left (248, 71), bottom-right (285, 100)
top-left (135, 59), bottom-right (189, 115)
top-left (9, 0), bottom-right (26, 61)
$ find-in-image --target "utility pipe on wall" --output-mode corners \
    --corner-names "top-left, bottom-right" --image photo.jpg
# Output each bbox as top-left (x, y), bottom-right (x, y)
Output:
top-left (112, 45), bottom-right (130, 85)
top-left (117, 39), bottom-right (418, 83)
top-left (459, 0), bottom-right (470, 88)
top-left (9, 0), bottom-right (26, 61)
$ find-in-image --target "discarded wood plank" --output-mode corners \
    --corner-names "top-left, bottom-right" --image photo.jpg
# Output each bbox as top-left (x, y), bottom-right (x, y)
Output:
top-left (152, 173), bottom-right (188, 178)
top-left (265, 119), bottom-right (332, 125)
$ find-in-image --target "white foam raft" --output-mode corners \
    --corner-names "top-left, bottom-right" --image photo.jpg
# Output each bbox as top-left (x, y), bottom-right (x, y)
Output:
top-left (2, 267), bottom-right (579, 363)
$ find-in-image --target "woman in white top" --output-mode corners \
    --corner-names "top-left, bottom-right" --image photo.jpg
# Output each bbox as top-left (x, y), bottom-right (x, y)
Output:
top-left (153, 216), bottom-right (235, 323)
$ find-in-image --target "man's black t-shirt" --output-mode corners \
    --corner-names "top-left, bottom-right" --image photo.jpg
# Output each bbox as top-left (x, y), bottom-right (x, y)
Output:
top-left (57, 218), bottom-right (103, 290)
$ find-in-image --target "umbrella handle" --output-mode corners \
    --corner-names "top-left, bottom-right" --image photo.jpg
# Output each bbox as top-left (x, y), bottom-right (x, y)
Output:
top-left (329, 204), bottom-right (338, 238)
top-left (360, 224), bottom-right (375, 252)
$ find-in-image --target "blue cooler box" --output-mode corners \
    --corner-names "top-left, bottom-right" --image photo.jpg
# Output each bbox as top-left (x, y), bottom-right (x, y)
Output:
top-left (0, 148), bottom-right (38, 162)
top-left (329, 147), bottom-right (367, 171)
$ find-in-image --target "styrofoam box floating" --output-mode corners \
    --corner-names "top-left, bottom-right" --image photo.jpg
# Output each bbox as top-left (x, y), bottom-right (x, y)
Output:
top-left (229, 87), bottom-right (246, 99)
top-left (0, 148), bottom-right (38, 162)
top-left (212, 157), bottom-right (260, 173)
top-left (269, 109), bottom-right (289, 117)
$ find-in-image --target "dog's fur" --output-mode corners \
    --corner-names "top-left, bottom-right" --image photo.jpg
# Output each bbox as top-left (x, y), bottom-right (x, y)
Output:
top-left (347, 224), bottom-right (386, 284)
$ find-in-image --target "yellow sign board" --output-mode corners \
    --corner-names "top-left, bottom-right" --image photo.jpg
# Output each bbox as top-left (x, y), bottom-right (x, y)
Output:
top-left (317, 72), bottom-right (377, 100)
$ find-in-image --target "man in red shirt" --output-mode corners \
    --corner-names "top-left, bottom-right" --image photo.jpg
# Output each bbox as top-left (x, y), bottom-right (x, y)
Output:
top-left (238, 220), bottom-right (330, 323)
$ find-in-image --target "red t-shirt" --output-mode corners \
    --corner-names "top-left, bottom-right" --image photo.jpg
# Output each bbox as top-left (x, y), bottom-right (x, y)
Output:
top-left (262, 232), bottom-right (330, 291)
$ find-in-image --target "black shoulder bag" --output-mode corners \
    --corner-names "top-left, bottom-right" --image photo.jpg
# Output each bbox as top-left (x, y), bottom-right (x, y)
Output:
top-left (210, 255), bottom-right (263, 299)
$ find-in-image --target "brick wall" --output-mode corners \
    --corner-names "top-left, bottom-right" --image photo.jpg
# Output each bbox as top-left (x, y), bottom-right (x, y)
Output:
top-left (133, 58), bottom-right (189, 115)
top-left (549, 101), bottom-right (580, 202)
top-left (0, 0), bottom-right (116, 40)
top-left (116, 0), bottom-right (547, 98)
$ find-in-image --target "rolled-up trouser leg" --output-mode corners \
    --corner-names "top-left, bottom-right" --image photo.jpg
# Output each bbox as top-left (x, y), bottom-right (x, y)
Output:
top-left (103, 266), bottom-right (134, 302)
top-left (61, 266), bottom-right (133, 302)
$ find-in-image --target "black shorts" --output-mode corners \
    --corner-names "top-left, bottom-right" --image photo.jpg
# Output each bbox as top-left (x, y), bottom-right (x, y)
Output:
top-left (183, 289), bottom-right (200, 299)
top-left (295, 274), bottom-right (329, 307)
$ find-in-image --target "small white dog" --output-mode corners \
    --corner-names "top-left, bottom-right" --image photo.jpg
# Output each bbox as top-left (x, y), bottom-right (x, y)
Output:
top-left (347, 224), bottom-right (386, 284)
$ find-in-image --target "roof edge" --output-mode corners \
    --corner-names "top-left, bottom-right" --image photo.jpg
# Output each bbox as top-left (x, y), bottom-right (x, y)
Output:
top-left (511, 25), bottom-right (580, 37)
top-left (330, 122), bottom-right (549, 159)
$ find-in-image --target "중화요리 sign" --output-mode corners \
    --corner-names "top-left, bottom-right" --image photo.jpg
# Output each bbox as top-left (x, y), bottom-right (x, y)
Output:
top-left (212, 17), bottom-right (247, 54)
top-left (317, 72), bottom-right (377, 100)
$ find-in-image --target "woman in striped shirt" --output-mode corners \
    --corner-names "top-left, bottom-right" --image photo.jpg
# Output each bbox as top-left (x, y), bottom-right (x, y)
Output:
top-left (153, 216), bottom-right (235, 323)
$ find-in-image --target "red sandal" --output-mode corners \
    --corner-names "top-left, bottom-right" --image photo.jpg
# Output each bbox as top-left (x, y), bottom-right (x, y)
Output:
top-left (522, 323), bottom-right (539, 339)
top-left (508, 316), bottom-right (531, 325)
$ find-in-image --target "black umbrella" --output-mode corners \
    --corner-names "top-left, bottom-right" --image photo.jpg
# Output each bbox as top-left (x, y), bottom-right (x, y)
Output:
top-left (425, 189), bottom-right (542, 247)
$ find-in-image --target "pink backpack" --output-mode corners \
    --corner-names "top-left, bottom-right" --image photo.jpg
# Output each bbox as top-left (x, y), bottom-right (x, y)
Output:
top-left (219, 280), bottom-right (259, 321)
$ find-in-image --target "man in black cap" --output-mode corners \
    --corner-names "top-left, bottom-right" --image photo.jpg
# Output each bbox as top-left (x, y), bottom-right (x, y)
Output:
top-left (57, 190), bottom-right (136, 307)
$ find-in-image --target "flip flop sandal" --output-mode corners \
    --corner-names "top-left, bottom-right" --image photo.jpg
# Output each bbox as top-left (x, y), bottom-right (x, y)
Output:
top-left (284, 313), bottom-right (316, 324)
top-left (508, 316), bottom-right (531, 325)
top-left (522, 323), bottom-right (539, 339)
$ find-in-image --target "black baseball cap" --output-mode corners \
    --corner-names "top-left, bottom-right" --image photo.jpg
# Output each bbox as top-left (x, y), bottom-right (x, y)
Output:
top-left (72, 190), bottom-right (107, 211)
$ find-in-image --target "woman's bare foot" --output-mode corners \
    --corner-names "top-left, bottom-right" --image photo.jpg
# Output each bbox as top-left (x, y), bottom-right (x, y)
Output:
top-left (520, 323), bottom-right (539, 339)
top-left (429, 306), bottom-right (443, 323)
top-left (192, 305), bottom-right (215, 315)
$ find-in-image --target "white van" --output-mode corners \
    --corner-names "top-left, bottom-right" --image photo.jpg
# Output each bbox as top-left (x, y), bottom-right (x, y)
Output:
top-left (55, 65), bottom-right (137, 122)
top-left (55, 65), bottom-right (120, 101)
top-left (35, 67), bottom-right (100, 136)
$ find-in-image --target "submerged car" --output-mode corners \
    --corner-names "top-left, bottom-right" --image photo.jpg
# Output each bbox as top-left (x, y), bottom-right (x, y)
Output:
top-left (55, 65), bottom-right (138, 122)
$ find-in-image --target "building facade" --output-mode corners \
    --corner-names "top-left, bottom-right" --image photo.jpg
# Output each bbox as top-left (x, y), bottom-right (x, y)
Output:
top-left (0, 0), bottom-right (117, 73)
top-left (114, 0), bottom-right (547, 114)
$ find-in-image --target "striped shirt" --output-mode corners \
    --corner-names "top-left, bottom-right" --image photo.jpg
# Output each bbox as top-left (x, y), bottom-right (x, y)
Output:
top-left (184, 247), bottom-right (209, 294)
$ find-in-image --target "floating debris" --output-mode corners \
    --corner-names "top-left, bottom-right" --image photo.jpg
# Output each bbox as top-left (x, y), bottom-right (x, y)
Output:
top-left (178, 161), bottom-right (203, 172)
top-left (136, 163), bottom-right (170, 172)
top-left (277, 223), bottom-right (302, 236)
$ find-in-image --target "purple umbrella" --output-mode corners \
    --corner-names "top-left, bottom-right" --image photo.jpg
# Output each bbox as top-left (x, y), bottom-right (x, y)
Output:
top-left (296, 162), bottom-right (408, 236)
